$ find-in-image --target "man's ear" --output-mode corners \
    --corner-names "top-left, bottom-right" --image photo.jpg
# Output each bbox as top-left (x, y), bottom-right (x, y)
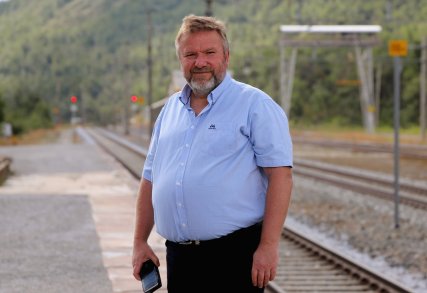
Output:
top-left (225, 50), bottom-right (230, 65)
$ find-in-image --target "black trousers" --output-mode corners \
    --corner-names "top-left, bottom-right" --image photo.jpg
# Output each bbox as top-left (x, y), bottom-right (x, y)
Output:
top-left (165, 223), bottom-right (264, 293)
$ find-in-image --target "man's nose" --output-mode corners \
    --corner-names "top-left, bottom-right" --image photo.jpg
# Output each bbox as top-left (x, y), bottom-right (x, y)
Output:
top-left (194, 55), bottom-right (208, 67)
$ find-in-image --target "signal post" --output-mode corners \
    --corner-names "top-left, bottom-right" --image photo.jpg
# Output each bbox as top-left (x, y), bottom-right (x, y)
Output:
top-left (388, 39), bottom-right (408, 229)
top-left (69, 96), bottom-right (79, 125)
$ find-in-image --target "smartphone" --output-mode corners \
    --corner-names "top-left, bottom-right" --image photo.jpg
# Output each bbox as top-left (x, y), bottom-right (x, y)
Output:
top-left (139, 259), bottom-right (162, 293)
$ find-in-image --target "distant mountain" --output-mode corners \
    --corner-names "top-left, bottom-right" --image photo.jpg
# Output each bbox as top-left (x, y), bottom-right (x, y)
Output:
top-left (0, 0), bottom-right (426, 131)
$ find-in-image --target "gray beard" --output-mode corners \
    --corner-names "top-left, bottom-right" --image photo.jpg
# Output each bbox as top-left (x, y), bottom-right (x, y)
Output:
top-left (189, 77), bottom-right (216, 97)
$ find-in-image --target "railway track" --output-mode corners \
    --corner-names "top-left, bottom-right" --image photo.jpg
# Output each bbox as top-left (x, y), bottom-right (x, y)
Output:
top-left (294, 159), bottom-right (427, 210)
top-left (82, 126), bottom-right (413, 293)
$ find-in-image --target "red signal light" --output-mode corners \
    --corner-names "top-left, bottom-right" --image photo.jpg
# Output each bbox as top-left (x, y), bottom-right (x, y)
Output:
top-left (70, 96), bottom-right (78, 103)
top-left (131, 95), bottom-right (138, 103)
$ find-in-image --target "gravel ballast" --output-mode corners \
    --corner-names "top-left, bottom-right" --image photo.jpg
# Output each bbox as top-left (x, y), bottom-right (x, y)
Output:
top-left (288, 174), bottom-right (427, 292)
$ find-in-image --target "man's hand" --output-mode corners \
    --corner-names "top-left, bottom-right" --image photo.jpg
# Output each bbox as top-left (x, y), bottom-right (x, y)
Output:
top-left (251, 243), bottom-right (278, 288)
top-left (132, 241), bottom-right (160, 280)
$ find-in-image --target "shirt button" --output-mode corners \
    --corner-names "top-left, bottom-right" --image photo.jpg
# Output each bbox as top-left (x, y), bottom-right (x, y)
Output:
top-left (185, 144), bottom-right (190, 148)
top-left (190, 125), bottom-right (195, 129)
top-left (182, 223), bottom-right (186, 227)
top-left (180, 163), bottom-right (184, 166)
top-left (178, 202), bottom-right (182, 207)
top-left (176, 181), bottom-right (181, 186)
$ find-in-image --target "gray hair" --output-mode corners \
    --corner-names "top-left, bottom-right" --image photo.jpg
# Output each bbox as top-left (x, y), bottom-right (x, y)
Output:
top-left (175, 14), bottom-right (229, 56)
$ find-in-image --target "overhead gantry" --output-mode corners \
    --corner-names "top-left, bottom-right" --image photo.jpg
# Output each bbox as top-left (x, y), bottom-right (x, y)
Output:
top-left (279, 25), bottom-right (382, 133)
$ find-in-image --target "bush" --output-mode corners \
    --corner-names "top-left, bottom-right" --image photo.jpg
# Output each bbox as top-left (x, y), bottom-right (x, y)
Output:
top-left (5, 92), bottom-right (53, 135)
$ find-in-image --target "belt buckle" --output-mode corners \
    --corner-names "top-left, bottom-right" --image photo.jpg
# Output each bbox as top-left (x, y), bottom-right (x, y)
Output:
top-left (179, 240), bottom-right (201, 245)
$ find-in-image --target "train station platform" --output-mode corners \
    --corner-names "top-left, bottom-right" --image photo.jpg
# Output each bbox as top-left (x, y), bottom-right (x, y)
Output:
top-left (0, 129), bottom-right (167, 293)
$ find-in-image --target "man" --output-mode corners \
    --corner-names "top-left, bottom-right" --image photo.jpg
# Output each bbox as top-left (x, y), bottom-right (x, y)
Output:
top-left (132, 15), bottom-right (293, 292)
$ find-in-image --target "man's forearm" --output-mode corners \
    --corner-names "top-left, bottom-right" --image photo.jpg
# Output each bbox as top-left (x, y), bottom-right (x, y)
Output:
top-left (133, 178), bottom-right (155, 243)
top-left (132, 178), bottom-right (160, 279)
top-left (260, 167), bottom-right (293, 247)
top-left (251, 166), bottom-right (293, 287)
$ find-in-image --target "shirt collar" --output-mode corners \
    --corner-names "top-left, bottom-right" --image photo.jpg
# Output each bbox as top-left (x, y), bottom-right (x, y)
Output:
top-left (178, 73), bottom-right (232, 106)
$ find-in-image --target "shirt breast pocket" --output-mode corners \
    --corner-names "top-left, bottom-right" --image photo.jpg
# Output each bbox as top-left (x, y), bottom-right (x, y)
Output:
top-left (201, 122), bottom-right (237, 156)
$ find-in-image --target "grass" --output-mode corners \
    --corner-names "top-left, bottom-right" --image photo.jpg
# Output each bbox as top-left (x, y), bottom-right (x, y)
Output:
top-left (291, 123), bottom-right (427, 145)
top-left (0, 125), bottom-right (65, 146)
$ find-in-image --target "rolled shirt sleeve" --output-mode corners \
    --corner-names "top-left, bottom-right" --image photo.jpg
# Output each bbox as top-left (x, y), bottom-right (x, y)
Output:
top-left (250, 98), bottom-right (293, 168)
top-left (142, 104), bottom-right (167, 182)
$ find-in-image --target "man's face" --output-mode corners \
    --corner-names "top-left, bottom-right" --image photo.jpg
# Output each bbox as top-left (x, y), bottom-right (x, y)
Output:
top-left (178, 31), bottom-right (229, 96)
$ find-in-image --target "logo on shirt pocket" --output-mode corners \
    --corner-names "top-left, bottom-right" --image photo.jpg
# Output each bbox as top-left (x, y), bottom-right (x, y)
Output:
top-left (202, 122), bottom-right (236, 155)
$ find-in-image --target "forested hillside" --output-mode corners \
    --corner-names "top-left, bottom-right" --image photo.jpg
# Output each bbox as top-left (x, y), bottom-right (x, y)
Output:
top-left (0, 0), bottom-right (426, 134)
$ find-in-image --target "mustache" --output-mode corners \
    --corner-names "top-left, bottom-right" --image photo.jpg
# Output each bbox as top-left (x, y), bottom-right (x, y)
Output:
top-left (191, 67), bottom-right (213, 74)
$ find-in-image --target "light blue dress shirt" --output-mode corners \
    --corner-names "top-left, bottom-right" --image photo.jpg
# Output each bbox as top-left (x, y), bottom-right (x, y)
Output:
top-left (143, 74), bottom-right (293, 242)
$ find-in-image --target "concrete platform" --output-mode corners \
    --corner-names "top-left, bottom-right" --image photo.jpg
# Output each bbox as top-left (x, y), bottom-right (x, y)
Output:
top-left (0, 129), bottom-right (167, 293)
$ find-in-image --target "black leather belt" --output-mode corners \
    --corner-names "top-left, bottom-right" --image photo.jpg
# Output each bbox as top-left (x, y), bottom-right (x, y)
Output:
top-left (166, 222), bottom-right (262, 247)
top-left (178, 240), bottom-right (201, 245)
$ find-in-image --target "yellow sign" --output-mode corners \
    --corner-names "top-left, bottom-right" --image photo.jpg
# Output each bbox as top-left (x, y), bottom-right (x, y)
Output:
top-left (388, 40), bottom-right (408, 57)
top-left (367, 105), bottom-right (376, 113)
